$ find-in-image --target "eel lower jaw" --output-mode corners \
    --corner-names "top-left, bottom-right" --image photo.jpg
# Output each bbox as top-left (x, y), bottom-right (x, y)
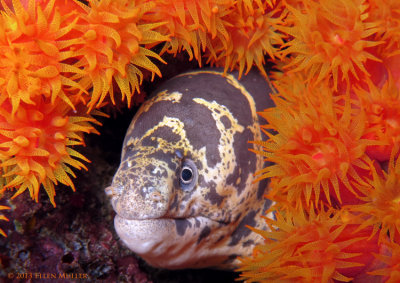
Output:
top-left (114, 215), bottom-right (171, 254)
top-left (114, 214), bottom-right (231, 269)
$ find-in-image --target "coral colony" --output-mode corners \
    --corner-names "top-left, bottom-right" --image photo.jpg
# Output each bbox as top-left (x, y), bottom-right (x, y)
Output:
top-left (0, 0), bottom-right (399, 281)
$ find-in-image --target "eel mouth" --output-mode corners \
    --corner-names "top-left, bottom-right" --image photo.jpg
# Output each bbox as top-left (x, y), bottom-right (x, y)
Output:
top-left (114, 212), bottom-right (227, 230)
top-left (106, 185), bottom-right (229, 224)
top-left (114, 214), bottom-right (239, 269)
top-left (114, 214), bottom-right (223, 255)
top-left (114, 215), bottom-right (177, 254)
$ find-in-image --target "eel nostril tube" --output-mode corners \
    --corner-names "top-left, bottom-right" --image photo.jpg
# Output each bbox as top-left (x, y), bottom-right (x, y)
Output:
top-left (149, 191), bottom-right (162, 202)
top-left (105, 186), bottom-right (114, 197)
top-left (105, 185), bottom-right (123, 197)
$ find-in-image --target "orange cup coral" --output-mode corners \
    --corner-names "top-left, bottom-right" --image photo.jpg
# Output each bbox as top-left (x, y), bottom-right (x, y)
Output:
top-left (0, 0), bottom-right (86, 114)
top-left (67, 0), bottom-right (168, 110)
top-left (0, 204), bottom-right (10, 237)
top-left (279, 0), bottom-right (383, 90)
top-left (252, 72), bottom-right (376, 210)
top-left (349, 148), bottom-right (400, 244)
top-left (368, 241), bottom-right (400, 283)
top-left (238, 207), bottom-right (380, 282)
top-left (355, 77), bottom-right (400, 161)
top-left (0, 97), bottom-right (99, 206)
top-left (146, 0), bottom-right (235, 65)
top-left (207, 0), bottom-right (285, 78)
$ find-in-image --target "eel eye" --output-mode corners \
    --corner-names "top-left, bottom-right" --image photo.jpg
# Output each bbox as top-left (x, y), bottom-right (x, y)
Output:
top-left (180, 166), bottom-right (193, 184)
top-left (179, 159), bottom-right (198, 192)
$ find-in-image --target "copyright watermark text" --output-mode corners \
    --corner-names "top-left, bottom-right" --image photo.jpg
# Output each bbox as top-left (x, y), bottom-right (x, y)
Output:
top-left (8, 272), bottom-right (88, 280)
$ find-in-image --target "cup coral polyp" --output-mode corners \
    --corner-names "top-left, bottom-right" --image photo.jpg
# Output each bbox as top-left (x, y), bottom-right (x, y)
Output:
top-left (237, 207), bottom-right (379, 282)
top-left (369, 0), bottom-right (400, 48)
top-left (368, 241), bottom-right (400, 282)
top-left (349, 149), bottom-right (400, 244)
top-left (207, 0), bottom-right (285, 79)
top-left (0, 0), bottom-right (84, 114)
top-left (0, 97), bottom-right (99, 206)
top-left (355, 77), bottom-right (400, 161)
top-left (279, 0), bottom-right (383, 89)
top-left (147, 0), bottom-right (234, 65)
top-left (253, 75), bottom-right (375, 209)
top-left (68, 0), bottom-right (168, 110)
top-left (0, 204), bottom-right (10, 237)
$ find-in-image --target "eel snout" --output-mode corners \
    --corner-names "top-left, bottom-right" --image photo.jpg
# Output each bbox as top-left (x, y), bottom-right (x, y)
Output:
top-left (105, 175), bottom-right (171, 220)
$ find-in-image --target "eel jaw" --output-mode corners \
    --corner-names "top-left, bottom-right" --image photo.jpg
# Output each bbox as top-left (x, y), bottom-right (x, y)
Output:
top-left (114, 214), bottom-right (242, 270)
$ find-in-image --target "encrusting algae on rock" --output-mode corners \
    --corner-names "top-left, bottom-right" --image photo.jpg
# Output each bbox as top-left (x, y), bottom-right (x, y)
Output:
top-left (0, 0), bottom-right (399, 282)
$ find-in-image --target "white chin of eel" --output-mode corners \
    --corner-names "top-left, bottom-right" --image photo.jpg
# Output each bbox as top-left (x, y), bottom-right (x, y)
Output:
top-left (105, 68), bottom-right (275, 270)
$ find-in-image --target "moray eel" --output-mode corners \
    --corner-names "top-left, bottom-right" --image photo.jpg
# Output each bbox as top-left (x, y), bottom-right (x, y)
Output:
top-left (105, 69), bottom-right (275, 269)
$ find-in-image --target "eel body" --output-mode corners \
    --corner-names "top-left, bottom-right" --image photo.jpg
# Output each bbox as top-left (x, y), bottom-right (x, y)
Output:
top-left (105, 69), bottom-right (274, 269)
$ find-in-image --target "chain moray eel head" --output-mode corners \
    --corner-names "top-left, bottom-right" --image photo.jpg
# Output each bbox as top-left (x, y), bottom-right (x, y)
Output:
top-left (105, 69), bottom-right (274, 269)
